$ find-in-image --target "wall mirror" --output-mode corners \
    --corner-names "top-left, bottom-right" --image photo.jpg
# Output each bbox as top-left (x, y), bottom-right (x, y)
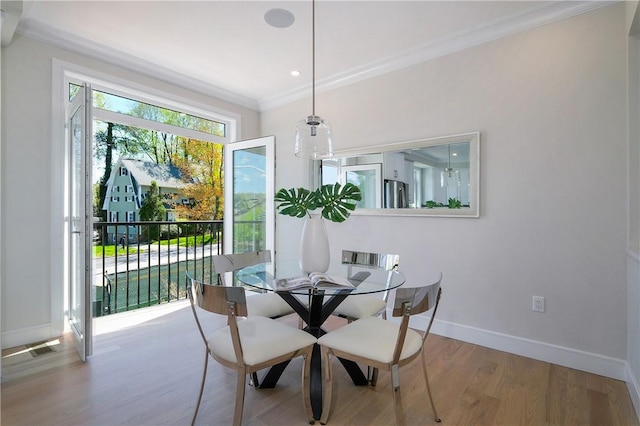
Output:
top-left (316, 132), bottom-right (480, 217)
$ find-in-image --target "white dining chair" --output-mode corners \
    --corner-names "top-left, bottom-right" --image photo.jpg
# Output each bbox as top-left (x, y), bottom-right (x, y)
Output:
top-left (186, 273), bottom-right (317, 426)
top-left (212, 251), bottom-right (296, 319)
top-left (331, 250), bottom-right (399, 322)
top-left (318, 273), bottom-right (443, 425)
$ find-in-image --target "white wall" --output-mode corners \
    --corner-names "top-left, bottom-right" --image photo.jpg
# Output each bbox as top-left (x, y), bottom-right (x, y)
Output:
top-left (0, 0), bottom-right (633, 395)
top-left (264, 4), bottom-right (628, 378)
top-left (626, 0), bottom-right (640, 416)
top-left (0, 35), bottom-right (260, 348)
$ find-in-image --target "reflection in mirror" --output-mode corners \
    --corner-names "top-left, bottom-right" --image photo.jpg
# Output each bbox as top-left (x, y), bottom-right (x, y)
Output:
top-left (317, 132), bottom-right (479, 217)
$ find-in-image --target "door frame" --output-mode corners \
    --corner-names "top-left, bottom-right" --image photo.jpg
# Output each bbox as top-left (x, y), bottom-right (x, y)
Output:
top-left (51, 59), bottom-right (240, 348)
top-left (223, 136), bottom-right (276, 255)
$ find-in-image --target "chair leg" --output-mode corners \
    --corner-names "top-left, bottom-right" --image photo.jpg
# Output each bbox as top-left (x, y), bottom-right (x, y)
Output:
top-left (233, 370), bottom-right (247, 426)
top-left (390, 364), bottom-right (404, 426)
top-left (301, 349), bottom-right (315, 424)
top-left (368, 367), bottom-right (379, 386)
top-left (249, 372), bottom-right (260, 387)
top-left (319, 346), bottom-right (334, 425)
top-left (191, 350), bottom-right (209, 426)
top-left (421, 351), bottom-right (441, 422)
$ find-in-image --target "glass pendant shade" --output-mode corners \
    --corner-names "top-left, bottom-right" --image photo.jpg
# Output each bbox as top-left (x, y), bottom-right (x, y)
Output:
top-left (441, 168), bottom-right (461, 188)
top-left (295, 115), bottom-right (333, 159)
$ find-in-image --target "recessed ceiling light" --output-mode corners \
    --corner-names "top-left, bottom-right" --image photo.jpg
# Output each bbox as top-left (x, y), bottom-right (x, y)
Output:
top-left (264, 8), bottom-right (295, 28)
top-left (291, 70), bottom-right (301, 77)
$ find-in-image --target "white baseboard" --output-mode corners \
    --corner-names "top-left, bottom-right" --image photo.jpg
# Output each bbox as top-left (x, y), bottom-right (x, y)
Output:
top-left (626, 362), bottom-right (640, 419)
top-left (407, 315), bottom-right (627, 381)
top-left (1, 323), bottom-right (56, 349)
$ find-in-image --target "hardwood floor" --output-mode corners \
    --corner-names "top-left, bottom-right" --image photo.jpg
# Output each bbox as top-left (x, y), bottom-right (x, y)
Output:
top-left (2, 301), bottom-right (638, 426)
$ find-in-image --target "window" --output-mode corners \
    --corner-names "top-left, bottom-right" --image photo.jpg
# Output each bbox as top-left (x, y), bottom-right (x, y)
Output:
top-left (119, 167), bottom-right (128, 176)
top-left (56, 60), bottom-right (240, 358)
top-left (112, 186), bottom-right (119, 193)
top-left (126, 185), bottom-right (133, 193)
top-left (126, 212), bottom-right (135, 222)
top-left (93, 89), bottom-right (226, 138)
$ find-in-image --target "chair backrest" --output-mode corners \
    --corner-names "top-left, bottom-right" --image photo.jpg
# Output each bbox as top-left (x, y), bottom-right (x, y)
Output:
top-left (186, 271), bottom-right (248, 367)
top-left (341, 250), bottom-right (399, 271)
top-left (388, 273), bottom-right (442, 363)
top-left (393, 272), bottom-right (442, 333)
top-left (392, 273), bottom-right (442, 317)
top-left (341, 250), bottom-right (399, 297)
top-left (212, 251), bottom-right (271, 286)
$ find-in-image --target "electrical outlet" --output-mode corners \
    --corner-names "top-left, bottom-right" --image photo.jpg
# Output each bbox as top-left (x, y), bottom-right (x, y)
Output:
top-left (532, 296), bottom-right (545, 313)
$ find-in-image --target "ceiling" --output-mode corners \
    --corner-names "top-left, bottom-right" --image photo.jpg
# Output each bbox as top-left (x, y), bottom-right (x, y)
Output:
top-left (6, 1), bottom-right (611, 111)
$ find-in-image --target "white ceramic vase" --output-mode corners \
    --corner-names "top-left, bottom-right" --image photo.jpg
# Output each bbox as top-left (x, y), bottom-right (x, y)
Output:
top-left (299, 216), bottom-right (330, 273)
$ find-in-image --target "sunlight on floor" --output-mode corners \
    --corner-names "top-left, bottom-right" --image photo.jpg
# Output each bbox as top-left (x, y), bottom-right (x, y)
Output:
top-left (93, 300), bottom-right (190, 335)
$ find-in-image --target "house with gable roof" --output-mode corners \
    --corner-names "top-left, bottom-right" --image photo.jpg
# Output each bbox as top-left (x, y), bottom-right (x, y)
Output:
top-left (102, 158), bottom-right (190, 243)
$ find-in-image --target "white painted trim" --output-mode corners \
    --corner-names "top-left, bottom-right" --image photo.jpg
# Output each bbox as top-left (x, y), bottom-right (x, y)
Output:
top-left (259, 1), bottom-right (616, 110)
top-left (51, 59), bottom-right (66, 340)
top-left (16, 1), bottom-right (615, 113)
top-left (626, 362), bottom-right (640, 421)
top-left (59, 58), bottom-right (240, 143)
top-left (49, 58), bottom-right (241, 351)
top-left (223, 136), bottom-right (275, 255)
top-left (1, 323), bottom-right (56, 349)
top-left (18, 21), bottom-right (258, 111)
top-left (405, 315), bottom-right (627, 381)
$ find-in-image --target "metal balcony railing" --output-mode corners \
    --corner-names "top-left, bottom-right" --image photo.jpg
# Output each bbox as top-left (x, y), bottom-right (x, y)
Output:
top-left (92, 220), bottom-right (265, 316)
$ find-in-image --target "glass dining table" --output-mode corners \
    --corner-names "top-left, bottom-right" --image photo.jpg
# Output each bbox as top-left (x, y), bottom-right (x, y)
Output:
top-left (237, 259), bottom-right (406, 420)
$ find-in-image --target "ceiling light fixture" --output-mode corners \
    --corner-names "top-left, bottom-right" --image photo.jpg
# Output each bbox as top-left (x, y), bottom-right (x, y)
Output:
top-left (441, 144), bottom-right (461, 188)
top-left (294, 0), bottom-right (333, 159)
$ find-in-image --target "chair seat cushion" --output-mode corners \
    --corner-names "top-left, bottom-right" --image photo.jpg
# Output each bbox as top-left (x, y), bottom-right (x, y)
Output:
top-left (331, 295), bottom-right (387, 319)
top-left (208, 316), bottom-right (317, 366)
top-left (246, 292), bottom-right (295, 318)
top-left (318, 316), bottom-right (422, 364)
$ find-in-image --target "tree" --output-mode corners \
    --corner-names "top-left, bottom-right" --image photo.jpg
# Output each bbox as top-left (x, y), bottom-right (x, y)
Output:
top-left (139, 181), bottom-right (166, 221)
top-left (174, 139), bottom-right (224, 220)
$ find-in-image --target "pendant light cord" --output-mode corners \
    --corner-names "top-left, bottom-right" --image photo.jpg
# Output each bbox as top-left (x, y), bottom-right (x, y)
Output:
top-left (312, 0), bottom-right (316, 118)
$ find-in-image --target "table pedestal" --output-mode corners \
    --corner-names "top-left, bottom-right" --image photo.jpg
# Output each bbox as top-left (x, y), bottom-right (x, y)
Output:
top-left (257, 290), bottom-right (368, 420)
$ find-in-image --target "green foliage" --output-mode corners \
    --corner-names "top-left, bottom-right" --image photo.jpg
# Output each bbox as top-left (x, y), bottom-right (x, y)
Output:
top-left (423, 200), bottom-right (441, 209)
top-left (423, 198), bottom-right (462, 209)
top-left (448, 198), bottom-right (462, 209)
top-left (274, 183), bottom-right (362, 223)
top-left (139, 181), bottom-right (166, 221)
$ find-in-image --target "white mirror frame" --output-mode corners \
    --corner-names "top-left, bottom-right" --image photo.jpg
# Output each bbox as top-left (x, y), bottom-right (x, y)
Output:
top-left (317, 132), bottom-right (480, 218)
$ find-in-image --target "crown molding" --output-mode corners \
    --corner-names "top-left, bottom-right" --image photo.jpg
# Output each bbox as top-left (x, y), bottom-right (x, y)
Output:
top-left (16, 20), bottom-right (259, 111)
top-left (1, 0), bottom-right (23, 47)
top-left (258, 0), bottom-right (617, 111)
top-left (15, 1), bottom-right (616, 113)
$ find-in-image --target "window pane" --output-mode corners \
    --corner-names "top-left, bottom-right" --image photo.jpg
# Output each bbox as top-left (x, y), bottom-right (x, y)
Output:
top-left (93, 90), bottom-right (225, 137)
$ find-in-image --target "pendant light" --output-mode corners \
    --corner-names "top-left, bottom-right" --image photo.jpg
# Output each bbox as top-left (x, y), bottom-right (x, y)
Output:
top-left (441, 144), bottom-right (461, 188)
top-left (294, 0), bottom-right (333, 159)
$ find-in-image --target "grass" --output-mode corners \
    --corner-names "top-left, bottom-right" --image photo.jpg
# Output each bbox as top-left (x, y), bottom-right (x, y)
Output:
top-left (93, 245), bottom-right (143, 257)
top-left (93, 235), bottom-right (218, 257)
top-left (158, 234), bottom-right (218, 247)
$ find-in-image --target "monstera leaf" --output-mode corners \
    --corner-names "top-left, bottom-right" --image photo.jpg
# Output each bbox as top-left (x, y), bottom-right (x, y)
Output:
top-left (274, 187), bottom-right (318, 218)
top-left (315, 183), bottom-right (362, 223)
top-left (275, 183), bottom-right (362, 223)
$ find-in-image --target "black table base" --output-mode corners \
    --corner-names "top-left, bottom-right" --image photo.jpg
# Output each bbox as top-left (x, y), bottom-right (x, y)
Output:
top-left (256, 290), bottom-right (369, 420)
